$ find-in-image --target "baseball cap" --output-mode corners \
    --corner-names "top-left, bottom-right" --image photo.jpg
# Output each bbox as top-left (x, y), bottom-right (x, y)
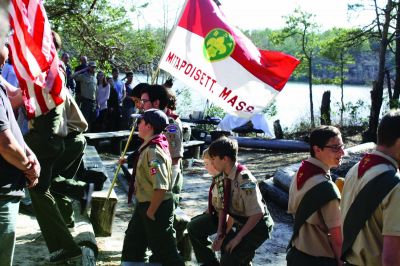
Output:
top-left (88, 61), bottom-right (97, 67)
top-left (140, 109), bottom-right (169, 133)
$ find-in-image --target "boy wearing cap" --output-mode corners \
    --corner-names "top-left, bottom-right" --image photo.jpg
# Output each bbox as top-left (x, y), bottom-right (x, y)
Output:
top-left (287, 126), bottom-right (344, 266)
top-left (207, 137), bottom-right (274, 265)
top-left (121, 109), bottom-right (184, 266)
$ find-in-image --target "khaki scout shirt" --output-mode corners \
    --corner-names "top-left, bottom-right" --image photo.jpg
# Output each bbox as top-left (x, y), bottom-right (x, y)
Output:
top-left (165, 117), bottom-right (183, 159)
top-left (223, 163), bottom-right (265, 219)
top-left (74, 72), bottom-right (97, 100)
top-left (341, 150), bottom-right (400, 266)
top-left (288, 157), bottom-right (341, 258)
top-left (134, 136), bottom-right (173, 202)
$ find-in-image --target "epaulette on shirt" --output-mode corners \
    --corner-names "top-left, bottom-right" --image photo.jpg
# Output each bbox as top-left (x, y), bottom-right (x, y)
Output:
top-left (357, 153), bottom-right (396, 178)
top-left (296, 160), bottom-right (326, 190)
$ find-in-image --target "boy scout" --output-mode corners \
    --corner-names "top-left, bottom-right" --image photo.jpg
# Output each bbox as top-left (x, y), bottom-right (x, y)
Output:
top-left (187, 148), bottom-right (233, 265)
top-left (121, 109), bottom-right (184, 266)
top-left (341, 110), bottom-right (400, 266)
top-left (287, 126), bottom-right (344, 266)
top-left (139, 84), bottom-right (184, 202)
top-left (207, 137), bottom-right (274, 266)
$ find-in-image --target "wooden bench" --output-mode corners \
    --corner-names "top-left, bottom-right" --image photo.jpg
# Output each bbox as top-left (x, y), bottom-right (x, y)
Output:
top-left (79, 145), bottom-right (118, 237)
top-left (183, 140), bottom-right (205, 159)
top-left (84, 130), bottom-right (134, 154)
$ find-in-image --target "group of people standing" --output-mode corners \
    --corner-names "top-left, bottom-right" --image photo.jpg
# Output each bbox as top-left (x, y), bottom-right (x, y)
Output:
top-left (287, 113), bottom-right (400, 266)
top-left (62, 53), bottom-right (139, 132)
top-left (1, 4), bottom-right (400, 265)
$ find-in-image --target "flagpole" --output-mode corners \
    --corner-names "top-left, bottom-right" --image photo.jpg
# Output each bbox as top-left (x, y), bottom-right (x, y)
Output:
top-left (102, 121), bottom-right (138, 210)
top-left (154, 0), bottom-right (189, 83)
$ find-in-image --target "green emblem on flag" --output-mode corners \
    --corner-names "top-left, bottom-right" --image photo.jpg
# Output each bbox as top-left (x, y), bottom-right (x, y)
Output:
top-left (203, 28), bottom-right (235, 62)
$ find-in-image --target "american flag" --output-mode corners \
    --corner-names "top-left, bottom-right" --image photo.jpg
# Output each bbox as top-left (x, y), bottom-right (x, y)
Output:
top-left (8, 0), bottom-right (65, 119)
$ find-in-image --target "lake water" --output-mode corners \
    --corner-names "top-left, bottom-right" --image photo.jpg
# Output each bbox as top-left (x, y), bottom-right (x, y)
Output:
top-left (133, 74), bottom-right (377, 130)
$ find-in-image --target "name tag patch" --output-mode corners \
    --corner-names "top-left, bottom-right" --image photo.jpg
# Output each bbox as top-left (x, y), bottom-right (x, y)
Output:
top-left (166, 124), bottom-right (177, 133)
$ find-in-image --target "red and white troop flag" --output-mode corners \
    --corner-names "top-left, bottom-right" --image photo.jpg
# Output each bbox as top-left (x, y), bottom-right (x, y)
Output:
top-left (159, 0), bottom-right (300, 118)
top-left (8, 0), bottom-right (65, 119)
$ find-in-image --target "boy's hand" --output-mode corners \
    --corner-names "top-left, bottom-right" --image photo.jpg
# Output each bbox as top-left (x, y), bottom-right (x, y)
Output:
top-left (146, 209), bottom-right (155, 221)
top-left (225, 235), bottom-right (242, 253)
top-left (212, 236), bottom-right (223, 251)
top-left (118, 157), bottom-right (126, 165)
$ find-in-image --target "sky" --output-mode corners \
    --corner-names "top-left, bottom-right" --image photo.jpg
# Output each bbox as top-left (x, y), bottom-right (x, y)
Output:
top-left (127, 0), bottom-right (377, 31)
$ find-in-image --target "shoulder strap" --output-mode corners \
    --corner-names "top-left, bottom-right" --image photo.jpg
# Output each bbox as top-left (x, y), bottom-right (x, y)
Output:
top-left (287, 181), bottom-right (340, 251)
top-left (341, 170), bottom-right (399, 261)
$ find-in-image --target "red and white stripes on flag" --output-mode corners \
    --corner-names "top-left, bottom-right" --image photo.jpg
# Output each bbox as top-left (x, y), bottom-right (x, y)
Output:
top-left (8, 0), bottom-right (65, 119)
top-left (159, 0), bottom-right (300, 119)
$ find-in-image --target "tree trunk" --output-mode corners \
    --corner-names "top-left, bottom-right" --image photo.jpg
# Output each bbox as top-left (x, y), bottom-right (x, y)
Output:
top-left (392, 2), bottom-right (400, 107)
top-left (340, 52), bottom-right (345, 125)
top-left (273, 120), bottom-right (284, 139)
top-left (320, 90), bottom-right (331, 125)
top-left (363, 0), bottom-right (393, 143)
top-left (308, 57), bottom-right (315, 128)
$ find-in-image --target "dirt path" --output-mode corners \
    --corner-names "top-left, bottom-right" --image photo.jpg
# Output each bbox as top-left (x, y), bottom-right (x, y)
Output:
top-left (14, 148), bottom-right (307, 265)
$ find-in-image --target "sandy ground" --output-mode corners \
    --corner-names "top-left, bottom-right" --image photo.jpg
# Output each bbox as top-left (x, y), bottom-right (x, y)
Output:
top-left (14, 148), bottom-right (308, 265)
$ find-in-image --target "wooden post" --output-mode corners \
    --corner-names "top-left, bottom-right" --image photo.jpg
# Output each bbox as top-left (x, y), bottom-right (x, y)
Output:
top-left (273, 120), bottom-right (284, 139)
top-left (90, 176), bottom-right (118, 236)
top-left (320, 90), bottom-right (331, 125)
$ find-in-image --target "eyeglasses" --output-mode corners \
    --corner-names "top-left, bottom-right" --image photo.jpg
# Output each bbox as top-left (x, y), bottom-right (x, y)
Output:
top-left (140, 99), bottom-right (151, 105)
top-left (323, 144), bottom-right (345, 152)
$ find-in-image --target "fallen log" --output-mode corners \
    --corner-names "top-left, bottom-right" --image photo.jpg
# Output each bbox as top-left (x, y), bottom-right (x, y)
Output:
top-left (205, 135), bottom-right (309, 151)
top-left (259, 179), bottom-right (289, 209)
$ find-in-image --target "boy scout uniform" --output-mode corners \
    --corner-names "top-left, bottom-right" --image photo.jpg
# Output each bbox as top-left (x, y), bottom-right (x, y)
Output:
top-left (341, 151), bottom-right (400, 266)
top-left (220, 163), bottom-right (274, 265)
top-left (287, 158), bottom-right (341, 265)
top-left (187, 174), bottom-right (223, 265)
top-left (165, 116), bottom-right (184, 198)
top-left (121, 135), bottom-right (184, 266)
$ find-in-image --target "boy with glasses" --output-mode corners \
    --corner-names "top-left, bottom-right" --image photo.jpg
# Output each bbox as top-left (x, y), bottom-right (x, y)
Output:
top-left (287, 125), bottom-right (344, 266)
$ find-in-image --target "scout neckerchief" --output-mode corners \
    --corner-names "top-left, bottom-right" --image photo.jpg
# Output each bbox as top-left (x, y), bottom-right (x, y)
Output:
top-left (296, 160), bottom-right (326, 189)
top-left (127, 134), bottom-right (170, 203)
top-left (219, 163), bottom-right (246, 239)
top-left (341, 153), bottom-right (399, 261)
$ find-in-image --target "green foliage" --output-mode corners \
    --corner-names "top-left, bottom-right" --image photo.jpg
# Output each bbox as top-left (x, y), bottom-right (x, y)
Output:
top-left (262, 101), bottom-right (277, 117)
top-left (45, 0), bottom-right (161, 72)
top-left (205, 104), bottom-right (226, 119)
top-left (344, 100), bottom-right (369, 126)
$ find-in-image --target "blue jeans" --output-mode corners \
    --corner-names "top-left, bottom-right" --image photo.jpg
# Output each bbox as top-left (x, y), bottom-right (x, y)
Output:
top-left (0, 196), bottom-right (20, 266)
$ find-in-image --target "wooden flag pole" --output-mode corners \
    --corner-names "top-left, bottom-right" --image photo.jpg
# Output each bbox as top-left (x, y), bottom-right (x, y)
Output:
top-left (102, 118), bottom-right (138, 210)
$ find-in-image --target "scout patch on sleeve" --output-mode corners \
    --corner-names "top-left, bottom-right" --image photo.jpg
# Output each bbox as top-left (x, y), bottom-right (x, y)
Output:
top-left (166, 124), bottom-right (178, 133)
top-left (240, 181), bottom-right (256, 190)
top-left (149, 159), bottom-right (161, 176)
top-left (240, 181), bottom-right (256, 195)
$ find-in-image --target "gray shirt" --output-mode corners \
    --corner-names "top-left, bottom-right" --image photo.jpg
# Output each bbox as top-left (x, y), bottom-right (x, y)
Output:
top-left (0, 83), bottom-right (26, 196)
